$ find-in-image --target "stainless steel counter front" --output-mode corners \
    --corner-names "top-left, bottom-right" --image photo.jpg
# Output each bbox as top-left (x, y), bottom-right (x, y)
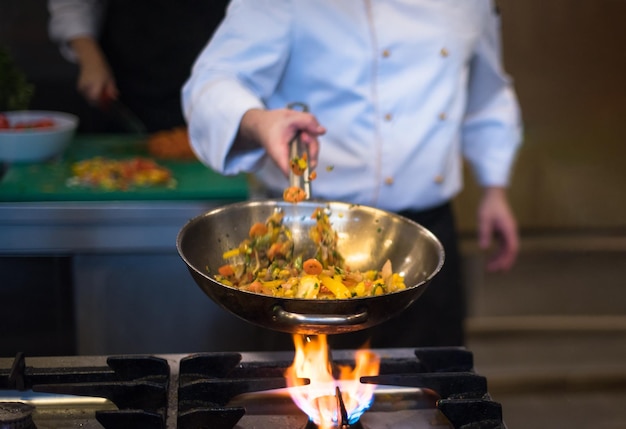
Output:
top-left (0, 200), bottom-right (287, 355)
top-left (0, 201), bottom-right (221, 253)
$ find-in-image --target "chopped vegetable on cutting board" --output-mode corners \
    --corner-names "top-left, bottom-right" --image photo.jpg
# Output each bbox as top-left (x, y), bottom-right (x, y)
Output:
top-left (67, 156), bottom-right (176, 191)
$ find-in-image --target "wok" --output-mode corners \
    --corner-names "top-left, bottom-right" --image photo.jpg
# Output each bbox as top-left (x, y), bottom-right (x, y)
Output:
top-left (177, 199), bottom-right (444, 335)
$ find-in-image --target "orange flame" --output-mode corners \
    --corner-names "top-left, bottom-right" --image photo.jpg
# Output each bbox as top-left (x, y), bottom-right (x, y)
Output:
top-left (285, 335), bottom-right (380, 428)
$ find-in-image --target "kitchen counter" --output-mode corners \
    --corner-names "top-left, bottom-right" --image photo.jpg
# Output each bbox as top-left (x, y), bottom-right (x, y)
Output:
top-left (0, 134), bottom-right (249, 252)
top-left (0, 134), bottom-right (248, 203)
top-left (0, 134), bottom-right (259, 356)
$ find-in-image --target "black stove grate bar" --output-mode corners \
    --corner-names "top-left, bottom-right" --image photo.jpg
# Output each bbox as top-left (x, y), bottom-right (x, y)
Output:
top-left (0, 353), bottom-right (170, 389)
top-left (414, 347), bottom-right (474, 372)
top-left (180, 353), bottom-right (245, 378)
top-left (96, 409), bottom-right (166, 429)
top-left (179, 377), bottom-right (288, 405)
top-left (374, 357), bottom-right (423, 375)
top-left (105, 355), bottom-right (170, 381)
top-left (179, 353), bottom-right (294, 381)
top-left (0, 352), bottom-right (115, 390)
top-left (360, 372), bottom-right (488, 399)
top-left (178, 407), bottom-right (246, 429)
top-left (437, 398), bottom-right (504, 429)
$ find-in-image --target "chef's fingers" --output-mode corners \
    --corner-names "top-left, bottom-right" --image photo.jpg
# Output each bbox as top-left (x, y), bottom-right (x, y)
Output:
top-left (299, 129), bottom-right (323, 170)
top-left (78, 81), bottom-right (105, 104)
top-left (79, 80), bottom-right (119, 105)
top-left (282, 110), bottom-right (325, 174)
top-left (102, 82), bottom-right (119, 102)
top-left (237, 108), bottom-right (325, 176)
top-left (485, 222), bottom-right (519, 272)
top-left (477, 187), bottom-right (519, 272)
top-left (77, 66), bottom-right (118, 105)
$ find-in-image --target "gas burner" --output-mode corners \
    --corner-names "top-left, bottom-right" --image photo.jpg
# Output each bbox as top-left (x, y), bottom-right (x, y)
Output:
top-left (303, 420), bottom-right (363, 429)
top-left (0, 402), bottom-right (36, 429)
top-left (299, 386), bottom-right (364, 429)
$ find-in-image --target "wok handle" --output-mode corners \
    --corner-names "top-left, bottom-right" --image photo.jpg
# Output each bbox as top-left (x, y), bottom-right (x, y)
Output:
top-left (287, 102), bottom-right (311, 199)
top-left (272, 306), bottom-right (368, 326)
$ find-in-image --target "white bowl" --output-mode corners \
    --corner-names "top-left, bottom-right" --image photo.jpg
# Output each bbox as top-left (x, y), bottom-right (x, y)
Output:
top-left (0, 110), bottom-right (79, 163)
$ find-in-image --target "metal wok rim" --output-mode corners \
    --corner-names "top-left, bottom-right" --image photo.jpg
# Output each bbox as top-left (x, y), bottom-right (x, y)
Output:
top-left (176, 199), bottom-right (445, 303)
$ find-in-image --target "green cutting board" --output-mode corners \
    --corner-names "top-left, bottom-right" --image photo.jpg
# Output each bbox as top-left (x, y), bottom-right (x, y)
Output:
top-left (0, 135), bottom-right (249, 202)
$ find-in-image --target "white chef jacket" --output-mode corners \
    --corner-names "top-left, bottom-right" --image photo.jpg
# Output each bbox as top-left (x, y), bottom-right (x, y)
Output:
top-left (182, 0), bottom-right (522, 212)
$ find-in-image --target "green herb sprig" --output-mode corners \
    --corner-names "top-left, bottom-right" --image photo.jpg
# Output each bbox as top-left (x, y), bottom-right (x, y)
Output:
top-left (0, 45), bottom-right (34, 111)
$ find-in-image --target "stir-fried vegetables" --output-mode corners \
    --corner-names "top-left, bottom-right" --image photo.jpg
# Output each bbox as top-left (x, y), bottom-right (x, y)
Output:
top-left (215, 207), bottom-right (406, 299)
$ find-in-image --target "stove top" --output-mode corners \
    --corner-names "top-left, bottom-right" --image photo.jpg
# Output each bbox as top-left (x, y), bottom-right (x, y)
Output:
top-left (0, 348), bottom-right (505, 429)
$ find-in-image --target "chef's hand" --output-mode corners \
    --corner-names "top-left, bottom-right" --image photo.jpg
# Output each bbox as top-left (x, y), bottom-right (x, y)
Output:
top-left (477, 187), bottom-right (519, 272)
top-left (237, 108), bottom-right (326, 176)
top-left (70, 36), bottom-right (119, 105)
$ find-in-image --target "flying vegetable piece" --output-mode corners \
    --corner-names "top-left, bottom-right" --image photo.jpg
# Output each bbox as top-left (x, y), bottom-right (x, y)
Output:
top-left (283, 186), bottom-right (307, 203)
top-left (290, 152), bottom-right (308, 176)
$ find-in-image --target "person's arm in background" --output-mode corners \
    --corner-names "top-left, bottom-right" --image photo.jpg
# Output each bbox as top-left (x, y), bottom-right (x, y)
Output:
top-left (67, 35), bottom-right (117, 104)
top-left (47, 0), bottom-right (116, 104)
top-left (462, 3), bottom-right (523, 272)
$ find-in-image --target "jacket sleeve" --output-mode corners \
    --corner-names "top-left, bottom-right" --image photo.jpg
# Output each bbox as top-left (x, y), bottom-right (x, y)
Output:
top-left (461, 3), bottom-right (523, 187)
top-left (181, 0), bottom-right (293, 175)
top-left (47, 0), bottom-right (106, 62)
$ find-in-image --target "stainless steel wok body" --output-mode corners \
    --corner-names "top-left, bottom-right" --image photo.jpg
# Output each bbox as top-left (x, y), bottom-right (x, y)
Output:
top-left (177, 200), bottom-right (444, 335)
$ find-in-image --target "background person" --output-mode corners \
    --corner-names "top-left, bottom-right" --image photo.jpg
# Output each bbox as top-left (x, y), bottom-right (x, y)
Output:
top-left (48, 0), bottom-right (229, 133)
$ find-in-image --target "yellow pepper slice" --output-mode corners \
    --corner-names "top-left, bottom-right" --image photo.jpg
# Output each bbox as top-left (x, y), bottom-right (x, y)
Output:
top-left (222, 248), bottom-right (241, 259)
top-left (319, 274), bottom-right (352, 299)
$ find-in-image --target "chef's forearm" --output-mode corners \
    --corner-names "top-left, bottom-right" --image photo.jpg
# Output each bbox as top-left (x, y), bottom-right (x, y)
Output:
top-left (69, 36), bottom-right (108, 72)
top-left (48, 0), bottom-right (105, 62)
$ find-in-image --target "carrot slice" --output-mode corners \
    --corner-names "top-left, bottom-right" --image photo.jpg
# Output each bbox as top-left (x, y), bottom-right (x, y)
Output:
top-left (249, 222), bottom-right (268, 238)
top-left (218, 264), bottom-right (235, 277)
top-left (303, 258), bottom-right (323, 275)
top-left (283, 186), bottom-right (306, 203)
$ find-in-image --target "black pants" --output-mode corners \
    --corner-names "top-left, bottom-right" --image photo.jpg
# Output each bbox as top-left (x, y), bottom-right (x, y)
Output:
top-left (327, 202), bottom-right (466, 349)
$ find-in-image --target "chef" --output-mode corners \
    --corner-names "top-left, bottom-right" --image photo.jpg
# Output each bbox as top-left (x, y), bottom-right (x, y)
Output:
top-left (183, 0), bottom-right (523, 349)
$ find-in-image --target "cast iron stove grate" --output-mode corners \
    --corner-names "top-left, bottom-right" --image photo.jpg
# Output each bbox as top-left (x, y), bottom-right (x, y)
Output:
top-left (0, 352), bottom-right (169, 429)
top-left (177, 347), bottom-right (505, 429)
top-left (0, 348), bottom-right (505, 429)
